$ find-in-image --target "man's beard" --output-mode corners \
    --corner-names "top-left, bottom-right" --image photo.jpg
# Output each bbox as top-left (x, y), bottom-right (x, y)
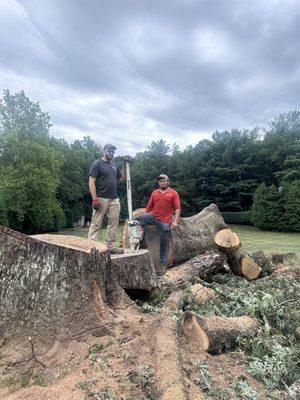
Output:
top-left (159, 184), bottom-right (169, 191)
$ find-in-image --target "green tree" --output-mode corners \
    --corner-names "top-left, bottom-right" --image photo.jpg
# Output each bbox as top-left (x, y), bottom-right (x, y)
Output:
top-left (283, 181), bottom-right (300, 231)
top-left (0, 90), bottom-right (64, 233)
top-left (0, 195), bottom-right (8, 226)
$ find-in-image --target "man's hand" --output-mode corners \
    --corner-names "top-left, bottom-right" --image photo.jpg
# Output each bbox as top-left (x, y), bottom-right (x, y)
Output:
top-left (92, 199), bottom-right (100, 210)
top-left (171, 220), bottom-right (178, 230)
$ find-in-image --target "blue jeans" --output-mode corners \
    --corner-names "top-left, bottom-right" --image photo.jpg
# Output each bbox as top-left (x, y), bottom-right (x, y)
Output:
top-left (135, 213), bottom-right (170, 265)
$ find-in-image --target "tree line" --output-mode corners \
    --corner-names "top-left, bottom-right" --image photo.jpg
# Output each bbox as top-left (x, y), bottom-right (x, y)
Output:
top-left (0, 90), bottom-right (299, 233)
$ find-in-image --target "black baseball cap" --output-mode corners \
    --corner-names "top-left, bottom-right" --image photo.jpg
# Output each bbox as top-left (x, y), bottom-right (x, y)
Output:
top-left (157, 174), bottom-right (169, 180)
top-left (103, 143), bottom-right (117, 152)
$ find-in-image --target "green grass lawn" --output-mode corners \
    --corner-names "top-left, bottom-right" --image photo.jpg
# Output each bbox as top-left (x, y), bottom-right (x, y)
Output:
top-left (58, 226), bottom-right (123, 245)
top-left (58, 224), bottom-right (300, 256)
top-left (230, 224), bottom-right (300, 256)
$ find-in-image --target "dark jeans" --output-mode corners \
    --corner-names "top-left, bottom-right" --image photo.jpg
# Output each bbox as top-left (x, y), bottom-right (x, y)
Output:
top-left (135, 213), bottom-right (170, 265)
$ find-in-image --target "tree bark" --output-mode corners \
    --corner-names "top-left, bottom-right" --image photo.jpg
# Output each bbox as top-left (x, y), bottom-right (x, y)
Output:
top-left (160, 251), bottom-right (227, 291)
top-left (171, 204), bottom-right (227, 264)
top-left (190, 283), bottom-right (218, 303)
top-left (163, 290), bottom-right (185, 312)
top-left (122, 204), bottom-right (227, 267)
top-left (0, 227), bottom-right (129, 363)
top-left (182, 311), bottom-right (260, 354)
top-left (110, 249), bottom-right (157, 291)
top-left (214, 228), bottom-right (262, 280)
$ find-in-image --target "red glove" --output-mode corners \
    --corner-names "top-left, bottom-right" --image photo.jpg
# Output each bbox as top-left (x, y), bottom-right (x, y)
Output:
top-left (92, 199), bottom-right (100, 209)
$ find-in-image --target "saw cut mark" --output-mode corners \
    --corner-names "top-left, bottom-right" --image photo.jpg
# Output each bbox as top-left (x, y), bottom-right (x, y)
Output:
top-left (32, 234), bottom-right (107, 253)
top-left (240, 256), bottom-right (262, 280)
top-left (182, 313), bottom-right (209, 351)
top-left (214, 228), bottom-right (240, 250)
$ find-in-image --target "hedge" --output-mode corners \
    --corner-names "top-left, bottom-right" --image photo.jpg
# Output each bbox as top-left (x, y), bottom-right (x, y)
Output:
top-left (221, 211), bottom-right (252, 225)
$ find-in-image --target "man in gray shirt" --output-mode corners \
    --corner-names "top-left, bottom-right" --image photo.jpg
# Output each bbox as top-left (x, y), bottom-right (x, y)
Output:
top-left (88, 143), bottom-right (125, 254)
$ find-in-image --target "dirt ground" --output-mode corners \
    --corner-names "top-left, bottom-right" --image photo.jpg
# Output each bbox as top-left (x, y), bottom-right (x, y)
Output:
top-left (2, 234), bottom-right (295, 399)
top-left (0, 301), bottom-right (267, 400)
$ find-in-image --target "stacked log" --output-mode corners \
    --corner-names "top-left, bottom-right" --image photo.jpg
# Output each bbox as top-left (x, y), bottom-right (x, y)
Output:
top-left (182, 311), bottom-right (260, 354)
top-left (214, 228), bottom-right (262, 280)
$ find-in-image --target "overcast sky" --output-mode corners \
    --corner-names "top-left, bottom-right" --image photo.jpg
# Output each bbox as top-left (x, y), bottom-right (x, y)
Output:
top-left (0, 0), bottom-right (299, 154)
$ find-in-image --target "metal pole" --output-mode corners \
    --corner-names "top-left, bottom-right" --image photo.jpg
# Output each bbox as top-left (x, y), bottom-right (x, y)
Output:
top-left (125, 161), bottom-right (133, 221)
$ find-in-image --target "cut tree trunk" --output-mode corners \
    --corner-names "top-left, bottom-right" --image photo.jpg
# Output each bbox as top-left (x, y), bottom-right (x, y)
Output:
top-left (214, 228), bottom-right (261, 280)
top-left (190, 283), bottom-right (218, 303)
top-left (122, 204), bottom-right (227, 266)
top-left (171, 204), bottom-right (227, 264)
top-left (0, 227), bottom-right (157, 365)
top-left (182, 311), bottom-right (259, 354)
top-left (163, 291), bottom-right (185, 312)
top-left (154, 308), bottom-right (188, 399)
top-left (110, 249), bottom-right (157, 292)
top-left (160, 251), bottom-right (227, 291)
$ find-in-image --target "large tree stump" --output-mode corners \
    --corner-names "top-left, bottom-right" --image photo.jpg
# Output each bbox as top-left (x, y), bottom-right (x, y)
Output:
top-left (214, 228), bottom-right (262, 280)
top-left (122, 204), bottom-right (227, 267)
top-left (182, 311), bottom-right (259, 354)
top-left (0, 227), bottom-right (157, 365)
top-left (110, 249), bottom-right (157, 291)
top-left (160, 251), bottom-right (227, 291)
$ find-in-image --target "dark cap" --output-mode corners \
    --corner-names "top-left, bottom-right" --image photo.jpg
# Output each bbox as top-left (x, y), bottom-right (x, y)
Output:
top-left (157, 174), bottom-right (169, 180)
top-left (103, 143), bottom-right (117, 151)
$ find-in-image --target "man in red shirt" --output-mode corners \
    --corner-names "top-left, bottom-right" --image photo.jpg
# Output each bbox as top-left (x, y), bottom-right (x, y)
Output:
top-left (136, 174), bottom-right (181, 273)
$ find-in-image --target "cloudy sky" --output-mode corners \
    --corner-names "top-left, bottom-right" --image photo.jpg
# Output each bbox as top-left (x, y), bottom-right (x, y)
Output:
top-left (0, 0), bottom-right (299, 154)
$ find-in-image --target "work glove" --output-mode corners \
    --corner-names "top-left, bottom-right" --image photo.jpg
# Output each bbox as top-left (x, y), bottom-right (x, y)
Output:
top-left (92, 199), bottom-right (100, 210)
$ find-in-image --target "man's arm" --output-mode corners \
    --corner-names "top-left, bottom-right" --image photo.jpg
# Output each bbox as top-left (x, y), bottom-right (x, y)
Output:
top-left (145, 192), bottom-right (154, 213)
top-left (89, 176), bottom-right (100, 209)
top-left (171, 191), bottom-right (181, 229)
top-left (171, 208), bottom-right (181, 229)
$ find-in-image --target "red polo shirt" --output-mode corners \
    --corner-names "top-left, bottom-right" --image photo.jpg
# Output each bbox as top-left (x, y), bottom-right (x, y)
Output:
top-left (145, 188), bottom-right (181, 224)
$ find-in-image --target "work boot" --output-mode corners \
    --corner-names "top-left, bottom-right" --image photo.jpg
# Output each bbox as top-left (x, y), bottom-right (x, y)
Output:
top-left (110, 248), bottom-right (124, 255)
top-left (155, 264), bottom-right (166, 276)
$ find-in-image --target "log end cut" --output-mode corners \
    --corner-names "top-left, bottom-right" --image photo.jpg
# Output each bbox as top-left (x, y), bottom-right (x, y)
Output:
top-left (240, 255), bottom-right (262, 280)
top-left (214, 228), bottom-right (240, 251)
top-left (182, 312), bottom-right (210, 351)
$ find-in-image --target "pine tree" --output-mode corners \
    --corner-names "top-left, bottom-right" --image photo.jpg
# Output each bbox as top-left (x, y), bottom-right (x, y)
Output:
top-left (0, 196), bottom-right (8, 226)
top-left (251, 183), bottom-right (284, 230)
top-left (283, 181), bottom-right (300, 232)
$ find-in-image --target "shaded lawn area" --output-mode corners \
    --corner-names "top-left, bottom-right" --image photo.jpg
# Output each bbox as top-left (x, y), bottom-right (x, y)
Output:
top-left (58, 225), bottom-right (123, 246)
top-left (58, 224), bottom-right (300, 256)
top-left (231, 224), bottom-right (300, 256)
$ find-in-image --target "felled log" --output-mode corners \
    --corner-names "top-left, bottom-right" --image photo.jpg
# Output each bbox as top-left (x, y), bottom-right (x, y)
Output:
top-left (190, 283), bottom-right (218, 303)
top-left (0, 227), bottom-right (158, 365)
top-left (163, 291), bottom-right (185, 312)
top-left (160, 251), bottom-right (227, 290)
top-left (214, 228), bottom-right (261, 280)
top-left (122, 204), bottom-right (227, 266)
top-left (154, 310), bottom-right (187, 399)
top-left (172, 204), bottom-right (227, 264)
top-left (182, 311), bottom-right (259, 354)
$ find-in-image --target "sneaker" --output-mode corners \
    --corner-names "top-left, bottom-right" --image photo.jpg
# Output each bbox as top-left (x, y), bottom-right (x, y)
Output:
top-left (110, 248), bottom-right (125, 255)
top-left (155, 264), bottom-right (166, 276)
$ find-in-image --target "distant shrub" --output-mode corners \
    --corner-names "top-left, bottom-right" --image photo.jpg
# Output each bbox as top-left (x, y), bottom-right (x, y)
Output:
top-left (221, 211), bottom-right (252, 225)
top-left (251, 181), bottom-right (300, 231)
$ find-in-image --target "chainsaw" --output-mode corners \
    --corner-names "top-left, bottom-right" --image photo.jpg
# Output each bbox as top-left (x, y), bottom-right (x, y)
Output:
top-left (124, 159), bottom-right (143, 252)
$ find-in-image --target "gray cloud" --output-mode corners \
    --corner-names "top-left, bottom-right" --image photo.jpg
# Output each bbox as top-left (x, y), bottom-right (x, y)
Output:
top-left (0, 0), bottom-right (299, 154)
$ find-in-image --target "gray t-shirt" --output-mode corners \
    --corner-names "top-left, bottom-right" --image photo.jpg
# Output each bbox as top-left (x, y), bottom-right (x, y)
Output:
top-left (90, 159), bottom-right (122, 199)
